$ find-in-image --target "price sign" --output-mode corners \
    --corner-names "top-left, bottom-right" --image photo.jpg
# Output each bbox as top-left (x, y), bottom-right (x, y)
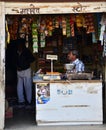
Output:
top-left (46, 55), bottom-right (58, 60)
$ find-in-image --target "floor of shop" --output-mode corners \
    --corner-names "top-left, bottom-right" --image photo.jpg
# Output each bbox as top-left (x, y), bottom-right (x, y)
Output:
top-left (5, 105), bottom-right (36, 129)
top-left (4, 105), bottom-right (106, 130)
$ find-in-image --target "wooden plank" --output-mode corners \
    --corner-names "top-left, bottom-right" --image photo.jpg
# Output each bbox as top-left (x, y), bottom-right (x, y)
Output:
top-left (5, 2), bottom-right (106, 14)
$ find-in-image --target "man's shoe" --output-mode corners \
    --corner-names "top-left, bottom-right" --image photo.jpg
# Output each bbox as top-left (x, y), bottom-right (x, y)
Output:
top-left (18, 102), bottom-right (25, 108)
top-left (25, 102), bottom-right (32, 109)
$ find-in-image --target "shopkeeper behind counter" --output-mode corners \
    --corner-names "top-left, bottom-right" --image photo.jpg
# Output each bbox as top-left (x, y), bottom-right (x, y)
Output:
top-left (67, 50), bottom-right (85, 73)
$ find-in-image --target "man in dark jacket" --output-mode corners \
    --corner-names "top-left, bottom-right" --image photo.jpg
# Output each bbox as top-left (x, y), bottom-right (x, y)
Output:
top-left (16, 38), bottom-right (35, 106)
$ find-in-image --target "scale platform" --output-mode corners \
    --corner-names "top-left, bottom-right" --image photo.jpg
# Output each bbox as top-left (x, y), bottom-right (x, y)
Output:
top-left (43, 72), bottom-right (61, 80)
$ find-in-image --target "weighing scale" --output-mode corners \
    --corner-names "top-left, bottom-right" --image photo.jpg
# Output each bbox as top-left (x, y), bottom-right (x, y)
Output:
top-left (43, 55), bottom-right (61, 80)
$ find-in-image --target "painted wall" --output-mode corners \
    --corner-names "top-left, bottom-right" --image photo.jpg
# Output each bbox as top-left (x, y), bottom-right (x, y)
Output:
top-left (0, 2), bottom-right (5, 130)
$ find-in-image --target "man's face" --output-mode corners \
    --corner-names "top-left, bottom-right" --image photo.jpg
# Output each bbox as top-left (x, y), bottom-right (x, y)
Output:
top-left (68, 52), bottom-right (76, 61)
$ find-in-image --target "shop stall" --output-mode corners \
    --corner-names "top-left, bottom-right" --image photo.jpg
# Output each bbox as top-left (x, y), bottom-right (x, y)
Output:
top-left (5, 12), bottom-right (105, 125)
top-left (0, 1), bottom-right (106, 129)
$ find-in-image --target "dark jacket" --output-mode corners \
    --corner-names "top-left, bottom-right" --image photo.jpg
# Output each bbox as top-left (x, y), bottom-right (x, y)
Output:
top-left (17, 48), bottom-right (35, 70)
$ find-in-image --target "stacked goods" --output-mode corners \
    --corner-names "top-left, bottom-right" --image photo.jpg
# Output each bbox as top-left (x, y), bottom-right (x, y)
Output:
top-left (84, 14), bottom-right (95, 33)
top-left (39, 18), bottom-right (46, 48)
top-left (32, 22), bottom-right (38, 53)
top-left (19, 17), bottom-right (33, 47)
top-left (8, 17), bottom-right (19, 40)
top-left (46, 17), bottom-right (53, 36)
top-left (66, 16), bottom-right (71, 37)
top-left (7, 14), bottom-right (99, 50)
top-left (76, 14), bottom-right (85, 28)
top-left (70, 15), bottom-right (75, 37)
top-left (62, 17), bottom-right (67, 36)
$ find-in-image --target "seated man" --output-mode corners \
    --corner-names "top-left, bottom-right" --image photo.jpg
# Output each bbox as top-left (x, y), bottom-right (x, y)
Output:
top-left (67, 50), bottom-right (85, 73)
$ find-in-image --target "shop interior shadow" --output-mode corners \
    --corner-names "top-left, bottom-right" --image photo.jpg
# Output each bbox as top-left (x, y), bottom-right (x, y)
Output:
top-left (5, 42), bottom-right (36, 127)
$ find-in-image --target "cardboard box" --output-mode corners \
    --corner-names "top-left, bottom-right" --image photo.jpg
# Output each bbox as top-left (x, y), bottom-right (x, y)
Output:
top-left (5, 107), bottom-right (13, 119)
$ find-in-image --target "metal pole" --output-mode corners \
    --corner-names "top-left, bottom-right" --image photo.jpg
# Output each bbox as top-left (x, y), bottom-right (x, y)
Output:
top-left (51, 60), bottom-right (53, 73)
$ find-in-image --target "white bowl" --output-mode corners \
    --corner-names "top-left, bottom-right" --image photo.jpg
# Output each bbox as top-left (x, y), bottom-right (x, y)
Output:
top-left (64, 63), bottom-right (75, 71)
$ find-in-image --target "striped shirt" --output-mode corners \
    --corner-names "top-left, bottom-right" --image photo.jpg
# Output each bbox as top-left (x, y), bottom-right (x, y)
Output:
top-left (72, 59), bottom-right (85, 73)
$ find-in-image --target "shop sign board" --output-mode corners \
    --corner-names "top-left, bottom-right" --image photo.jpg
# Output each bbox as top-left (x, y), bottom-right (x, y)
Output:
top-left (5, 2), bottom-right (106, 15)
top-left (18, 4), bottom-right (40, 14)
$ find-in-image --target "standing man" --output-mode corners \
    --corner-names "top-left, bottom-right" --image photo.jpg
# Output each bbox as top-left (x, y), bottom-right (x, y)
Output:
top-left (16, 38), bottom-right (35, 106)
top-left (67, 50), bottom-right (85, 73)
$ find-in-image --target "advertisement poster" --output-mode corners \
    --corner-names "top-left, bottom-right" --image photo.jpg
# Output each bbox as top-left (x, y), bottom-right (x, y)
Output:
top-left (36, 83), bottom-right (50, 104)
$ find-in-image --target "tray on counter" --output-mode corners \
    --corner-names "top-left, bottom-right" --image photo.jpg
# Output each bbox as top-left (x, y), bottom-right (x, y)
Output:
top-left (67, 73), bottom-right (93, 80)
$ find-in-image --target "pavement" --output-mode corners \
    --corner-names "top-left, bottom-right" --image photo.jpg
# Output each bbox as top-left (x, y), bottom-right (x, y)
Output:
top-left (4, 96), bottom-right (106, 130)
top-left (4, 124), bottom-right (106, 130)
top-left (4, 105), bottom-right (106, 130)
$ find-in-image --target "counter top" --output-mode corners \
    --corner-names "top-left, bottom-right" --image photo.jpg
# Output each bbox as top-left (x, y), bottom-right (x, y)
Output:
top-left (33, 80), bottom-right (102, 83)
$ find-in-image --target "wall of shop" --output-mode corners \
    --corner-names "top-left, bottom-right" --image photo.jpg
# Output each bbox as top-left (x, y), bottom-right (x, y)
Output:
top-left (0, 1), bottom-right (106, 129)
top-left (0, 2), bottom-right (5, 129)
